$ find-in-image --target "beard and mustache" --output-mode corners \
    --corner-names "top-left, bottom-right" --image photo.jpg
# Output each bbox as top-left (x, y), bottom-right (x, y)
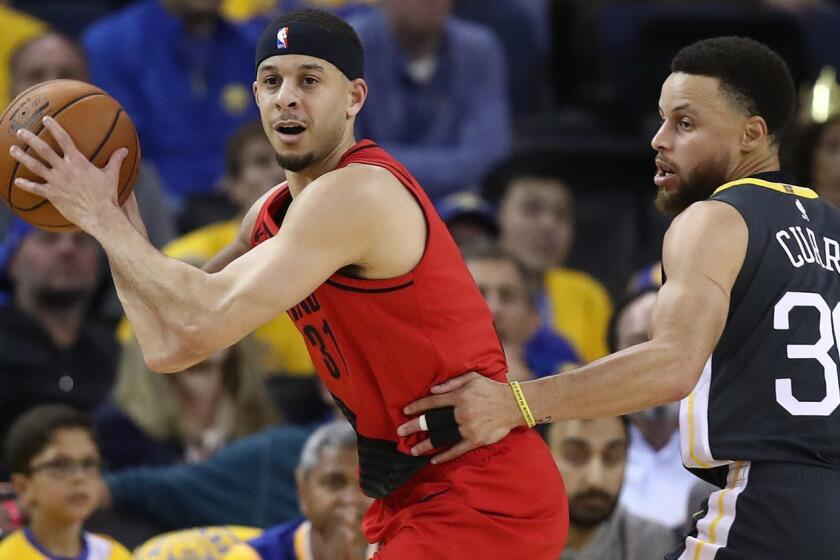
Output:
top-left (31, 287), bottom-right (92, 311)
top-left (276, 152), bottom-right (316, 173)
top-left (655, 152), bottom-right (732, 217)
top-left (569, 488), bottom-right (620, 528)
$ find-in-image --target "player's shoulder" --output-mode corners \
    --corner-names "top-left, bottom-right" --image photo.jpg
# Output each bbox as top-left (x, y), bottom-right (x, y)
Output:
top-left (668, 198), bottom-right (746, 240)
top-left (663, 200), bottom-right (749, 281)
top-left (303, 163), bottom-right (405, 211)
top-left (325, 162), bottom-right (399, 191)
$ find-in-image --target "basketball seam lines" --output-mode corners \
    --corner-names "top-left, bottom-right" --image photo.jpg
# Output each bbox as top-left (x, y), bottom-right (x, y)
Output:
top-left (88, 108), bottom-right (122, 165)
top-left (116, 123), bottom-right (140, 201)
top-left (6, 92), bottom-right (106, 213)
top-left (6, 92), bottom-right (104, 210)
top-left (14, 99), bottom-right (119, 214)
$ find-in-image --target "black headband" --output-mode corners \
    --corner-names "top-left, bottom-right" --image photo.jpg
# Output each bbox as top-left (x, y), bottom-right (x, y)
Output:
top-left (255, 20), bottom-right (364, 80)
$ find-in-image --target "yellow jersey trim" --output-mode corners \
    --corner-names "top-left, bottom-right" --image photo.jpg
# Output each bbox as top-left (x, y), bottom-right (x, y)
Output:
top-left (693, 461), bottom-right (744, 559)
top-left (713, 178), bottom-right (819, 199)
top-left (687, 390), bottom-right (710, 469)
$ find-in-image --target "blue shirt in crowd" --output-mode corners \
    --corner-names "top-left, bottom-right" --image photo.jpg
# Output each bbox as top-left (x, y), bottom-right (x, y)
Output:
top-left (106, 425), bottom-right (314, 530)
top-left (349, 9), bottom-right (511, 201)
top-left (245, 518), bottom-right (306, 560)
top-left (83, 1), bottom-right (260, 199)
top-left (526, 325), bottom-right (580, 378)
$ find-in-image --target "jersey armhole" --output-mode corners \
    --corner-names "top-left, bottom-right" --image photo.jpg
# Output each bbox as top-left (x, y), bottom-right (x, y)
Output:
top-left (331, 161), bottom-right (431, 284)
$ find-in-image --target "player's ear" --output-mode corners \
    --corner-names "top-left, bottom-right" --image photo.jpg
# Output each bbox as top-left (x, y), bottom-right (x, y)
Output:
top-left (347, 78), bottom-right (367, 119)
top-left (252, 81), bottom-right (259, 102)
top-left (741, 115), bottom-right (768, 153)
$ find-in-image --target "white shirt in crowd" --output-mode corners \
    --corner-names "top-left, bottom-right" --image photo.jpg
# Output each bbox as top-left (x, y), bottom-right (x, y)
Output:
top-left (618, 424), bottom-right (698, 528)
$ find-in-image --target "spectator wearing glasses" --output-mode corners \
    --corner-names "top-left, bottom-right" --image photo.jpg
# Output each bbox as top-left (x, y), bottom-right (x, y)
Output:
top-left (0, 404), bottom-right (130, 559)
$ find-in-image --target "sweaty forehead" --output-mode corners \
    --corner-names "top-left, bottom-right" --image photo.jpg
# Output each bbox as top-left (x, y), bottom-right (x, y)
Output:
top-left (659, 72), bottom-right (730, 115)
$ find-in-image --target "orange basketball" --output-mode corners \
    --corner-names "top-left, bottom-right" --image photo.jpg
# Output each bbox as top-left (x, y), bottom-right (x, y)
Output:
top-left (0, 79), bottom-right (141, 231)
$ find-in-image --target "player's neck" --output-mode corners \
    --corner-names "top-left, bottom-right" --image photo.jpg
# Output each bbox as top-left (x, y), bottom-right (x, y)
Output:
top-left (286, 133), bottom-right (358, 198)
top-left (565, 523), bottom-right (600, 551)
top-left (28, 515), bottom-right (84, 558)
top-left (726, 150), bottom-right (780, 185)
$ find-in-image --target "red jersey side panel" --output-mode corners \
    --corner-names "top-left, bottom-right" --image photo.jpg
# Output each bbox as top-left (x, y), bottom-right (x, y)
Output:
top-left (251, 140), bottom-right (507, 497)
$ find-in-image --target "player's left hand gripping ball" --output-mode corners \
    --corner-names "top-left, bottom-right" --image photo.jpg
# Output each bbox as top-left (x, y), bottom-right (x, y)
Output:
top-left (9, 117), bottom-right (128, 233)
top-left (398, 372), bottom-right (523, 464)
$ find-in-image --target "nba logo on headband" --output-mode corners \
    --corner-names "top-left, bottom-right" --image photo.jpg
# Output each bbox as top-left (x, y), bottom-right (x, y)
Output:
top-left (277, 26), bottom-right (289, 49)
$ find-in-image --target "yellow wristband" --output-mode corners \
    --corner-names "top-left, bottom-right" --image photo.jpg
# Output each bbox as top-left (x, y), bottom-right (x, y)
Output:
top-left (509, 381), bottom-right (536, 428)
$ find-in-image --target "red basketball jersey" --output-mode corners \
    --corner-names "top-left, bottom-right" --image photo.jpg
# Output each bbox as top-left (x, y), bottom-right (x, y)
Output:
top-left (251, 140), bottom-right (507, 497)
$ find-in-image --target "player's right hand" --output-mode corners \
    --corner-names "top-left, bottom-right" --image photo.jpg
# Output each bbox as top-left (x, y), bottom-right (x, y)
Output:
top-left (10, 116), bottom-right (128, 235)
top-left (398, 372), bottom-right (523, 464)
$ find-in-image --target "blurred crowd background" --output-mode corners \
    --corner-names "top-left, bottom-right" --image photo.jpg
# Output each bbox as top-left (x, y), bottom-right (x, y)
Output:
top-left (0, 0), bottom-right (839, 558)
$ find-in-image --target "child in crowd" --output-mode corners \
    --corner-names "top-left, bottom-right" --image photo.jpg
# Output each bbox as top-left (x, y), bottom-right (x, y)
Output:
top-left (0, 405), bottom-right (130, 559)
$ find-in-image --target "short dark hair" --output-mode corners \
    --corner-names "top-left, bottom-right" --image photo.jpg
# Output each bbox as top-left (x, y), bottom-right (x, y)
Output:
top-left (9, 32), bottom-right (86, 79)
top-left (5, 405), bottom-right (94, 475)
top-left (539, 415), bottom-right (631, 448)
top-left (460, 244), bottom-right (542, 307)
top-left (481, 152), bottom-right (573, 205)
top-left (225, 120), bottom-right (269, 178)
top-left (670, 36), bottom-right (796, 144)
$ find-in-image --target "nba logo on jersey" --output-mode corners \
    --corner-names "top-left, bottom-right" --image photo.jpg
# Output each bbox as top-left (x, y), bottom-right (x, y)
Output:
top-left (277, 26), bottom-right (289, 49)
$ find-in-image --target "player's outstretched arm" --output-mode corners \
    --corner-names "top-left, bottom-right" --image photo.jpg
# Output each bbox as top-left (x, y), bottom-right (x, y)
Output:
top-left (109, 193), bottom-right (213, 369)
top-left (5, 120), bottom-right (208, 370)
top-left (9, 119), bottom-right (394, 371)
top-left (401, 199), bottom-right (748, 463)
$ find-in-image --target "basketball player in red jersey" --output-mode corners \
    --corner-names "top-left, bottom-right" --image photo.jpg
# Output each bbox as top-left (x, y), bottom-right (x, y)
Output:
top-left (9, 9), bottom-right (567, 559)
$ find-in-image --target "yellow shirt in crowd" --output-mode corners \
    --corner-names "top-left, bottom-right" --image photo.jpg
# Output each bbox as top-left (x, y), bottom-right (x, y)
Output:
top-left (222, 0), bottom-right (379, 21)
top-left (0, 6), bottom-right (47, 108)
top-left (134, 526), bottom-right (262, 560)
top-left (544, 268), bottom-right (613, 363)
top-left (0, 529), bottom-right (130, 560)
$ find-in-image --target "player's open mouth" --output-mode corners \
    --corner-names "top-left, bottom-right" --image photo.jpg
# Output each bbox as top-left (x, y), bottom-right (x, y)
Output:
top-left (276, 125), bottom-right (306, 135)
top-left (654, 159), bottom-right (677, 189)
top-left (274, 122), bottom-right (307, 145)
